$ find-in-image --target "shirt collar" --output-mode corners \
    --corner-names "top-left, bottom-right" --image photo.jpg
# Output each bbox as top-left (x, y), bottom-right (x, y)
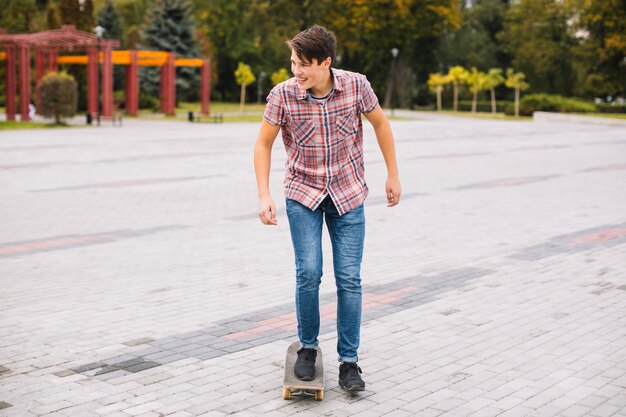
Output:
top-left (297, 68), bottom-right (344, 100)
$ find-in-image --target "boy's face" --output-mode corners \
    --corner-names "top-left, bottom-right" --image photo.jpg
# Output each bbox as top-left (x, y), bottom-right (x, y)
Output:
top-left (290, 50), bottom-right (332, 91)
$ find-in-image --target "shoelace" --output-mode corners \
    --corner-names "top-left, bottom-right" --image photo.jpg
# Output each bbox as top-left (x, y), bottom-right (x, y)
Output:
top-left (299, 348), bottom-right (316, 361)
top-left (342, 362), bottom-right (362, 374)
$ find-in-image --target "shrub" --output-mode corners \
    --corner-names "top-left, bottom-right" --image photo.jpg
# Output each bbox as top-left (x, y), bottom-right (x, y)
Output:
top-left (111, 91), bottom-right (160, 112)
top-left (445, 100), bottom-right (513, 113)
top-left (596, 103), bottom-right (626, 114)
top-left (505, 94), bottom-right (596, 116)
top-left (139, 92), bottom-right (159, 112)
top-left (37, 72), bottom-right (78, 124)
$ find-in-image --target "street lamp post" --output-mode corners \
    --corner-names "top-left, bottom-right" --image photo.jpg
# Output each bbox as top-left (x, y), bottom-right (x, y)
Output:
top-left (257, 71), bottom-right (266, 104)
top-left (388, 48), bottom-right (399, 116)
top-left (93, 25), bottom-right (105, 126)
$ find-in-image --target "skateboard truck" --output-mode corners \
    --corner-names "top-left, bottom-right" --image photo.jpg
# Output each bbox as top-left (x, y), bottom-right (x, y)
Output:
top-left (282, 341), bottom-right (324, 401)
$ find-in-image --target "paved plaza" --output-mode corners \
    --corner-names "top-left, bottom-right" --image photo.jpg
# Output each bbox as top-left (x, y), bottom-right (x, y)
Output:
top-left (1, 112), bottom-right (625, 416)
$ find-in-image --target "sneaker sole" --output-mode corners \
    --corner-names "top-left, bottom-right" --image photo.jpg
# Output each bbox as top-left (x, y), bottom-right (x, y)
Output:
top-left (338, 380), bottom-right (365, 392)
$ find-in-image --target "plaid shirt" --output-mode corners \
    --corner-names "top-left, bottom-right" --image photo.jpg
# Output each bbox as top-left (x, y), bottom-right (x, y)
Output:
top-left (264, 69), bottom-right (378, 215)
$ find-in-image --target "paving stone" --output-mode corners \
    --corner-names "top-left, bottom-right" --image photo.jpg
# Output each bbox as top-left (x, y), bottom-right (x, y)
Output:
top-left (123, 338), bottom-right (154, 347)
top-left (1, 115), bottom-right (625, 416)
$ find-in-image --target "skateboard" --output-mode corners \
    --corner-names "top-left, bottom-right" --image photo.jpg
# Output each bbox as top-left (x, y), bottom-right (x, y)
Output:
top-left (282, 341), bottom-right (324, 401)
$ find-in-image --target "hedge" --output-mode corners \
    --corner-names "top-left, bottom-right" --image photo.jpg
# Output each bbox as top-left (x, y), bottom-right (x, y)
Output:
top-left (505, 94), bottom-right (596, 116)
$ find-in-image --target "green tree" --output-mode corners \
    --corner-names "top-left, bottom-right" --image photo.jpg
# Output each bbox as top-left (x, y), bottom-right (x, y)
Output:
top-left (498, 0), bottom-right (577, 96)
top-left (466, 67), bottom-right (489, 113)
top-left (97, 0), bottom-right (124, 91)
top-left (271, 68), bottom-right (290, 86)
top-left (195, 0), bottom-right (462, 105)
top-left (140, 0), bottom-right (200, 102)
top-left (427, 73), bottom-right (449, 112)
top-left (0, 0), bottom-right (39, 33)
top-left (484, 68), bottom-right (504, 114)
top-left (325, 0), bottom-right (462, 108)
top-left (505, 68), bottom-right (530, 117)
top-left (116, 0), bottom-right (150, 47)
top-left (80, 0), bottom-right (95, 31)
top-left (97, 0), bottom-right (122, 44)
top-left (572, 0), bottom-right (626, 98)
top-left (447, 65), bottom-right (469, 112)
top-left (37, 72), bottom-right (78, 124)
top-left (46, 1), bottom-right (61, 29)
top-left (59, 0), bottom-right (81, 27)
top-left (234, 62), bottom-right (255, 112)
top-left (195, 0), bottom-right (300, 101)
top-left (57, 0), bottom-right (95, 30)
top-left (438, 0), bottom-right (511, 71)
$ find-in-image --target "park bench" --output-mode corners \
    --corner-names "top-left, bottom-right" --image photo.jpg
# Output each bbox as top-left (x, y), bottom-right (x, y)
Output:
top-left (188, 111), bottom-right (223, 123)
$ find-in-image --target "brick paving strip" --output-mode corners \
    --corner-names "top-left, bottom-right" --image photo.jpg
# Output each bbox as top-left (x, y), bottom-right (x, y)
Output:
top-left (0, 152), bottom-right (226, 170)
top-left (68, 267), bottom-right (492, 380)
top-left (511, 222), bottom-right (626, 261)
top-left (63, 220), bottom-right (626, 381)
top-left (578, 163), bottom-right (626, 172)
top-left (453, 175), bottom-right (561, 190)
top-left (29, 175), bottom-right (223, 193)
top-left (0, 226), bottom-right (189, 258)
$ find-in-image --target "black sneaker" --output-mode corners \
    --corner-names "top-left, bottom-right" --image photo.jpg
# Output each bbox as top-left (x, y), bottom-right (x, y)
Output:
top-left (339, 362), bottom-right (365, 392)
top-left (294, 348), bottom-right (317, 381)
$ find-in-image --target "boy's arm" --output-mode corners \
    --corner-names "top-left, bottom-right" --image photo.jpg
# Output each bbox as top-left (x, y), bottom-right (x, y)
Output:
top-left (364, 105), bottom-right (401, 207)
top-left (254, 120), bottom-right (281, 225)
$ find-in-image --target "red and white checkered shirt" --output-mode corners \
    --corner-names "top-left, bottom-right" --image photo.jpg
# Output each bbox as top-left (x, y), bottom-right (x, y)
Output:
top-left (264, 68), bottom-right (379, 215)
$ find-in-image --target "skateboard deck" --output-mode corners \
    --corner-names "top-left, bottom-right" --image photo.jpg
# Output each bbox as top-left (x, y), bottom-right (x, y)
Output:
top-left (283, 341), bottom-right (324, 400)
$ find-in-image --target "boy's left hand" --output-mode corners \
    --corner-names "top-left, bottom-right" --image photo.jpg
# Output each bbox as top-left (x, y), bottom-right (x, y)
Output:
top-left (386, 175), bottom-right (401, 207)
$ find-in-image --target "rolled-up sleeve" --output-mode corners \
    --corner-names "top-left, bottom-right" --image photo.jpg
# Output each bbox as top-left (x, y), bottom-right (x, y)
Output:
top-left (263, 87), bottom-right (285, 126)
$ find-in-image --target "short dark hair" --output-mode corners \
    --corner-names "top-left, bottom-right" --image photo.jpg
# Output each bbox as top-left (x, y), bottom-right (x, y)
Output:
top-left (286, 25), bottom-right (336, 65)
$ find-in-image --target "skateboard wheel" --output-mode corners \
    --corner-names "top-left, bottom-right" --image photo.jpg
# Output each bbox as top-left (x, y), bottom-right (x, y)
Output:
top-left (315, 390), bottom-right (323, 401)
top-left (283, 388), bottom-right (292, 400)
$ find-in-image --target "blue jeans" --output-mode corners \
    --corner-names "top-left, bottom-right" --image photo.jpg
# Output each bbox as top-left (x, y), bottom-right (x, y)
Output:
top-left (285, 196), bottom-right (365, 363)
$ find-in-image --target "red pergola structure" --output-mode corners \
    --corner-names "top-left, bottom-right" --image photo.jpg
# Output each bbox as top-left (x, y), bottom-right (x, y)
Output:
top-left (0, 25), bottom-right (211, 121)
top-left (0, 25), bottom-right (119, 122)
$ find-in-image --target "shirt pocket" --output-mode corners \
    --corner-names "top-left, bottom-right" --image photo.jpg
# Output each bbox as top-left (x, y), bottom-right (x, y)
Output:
top-left (291, 119), bottom-right (316, 146)
top-left (336, 111), bottom-right (356, 138)
top-left (332, 112), bottom-right (358, 169)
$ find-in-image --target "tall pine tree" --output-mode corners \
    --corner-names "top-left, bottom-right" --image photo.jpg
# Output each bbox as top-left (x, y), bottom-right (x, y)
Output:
top-left (140, 0), bottom-right (200, 102)
top-left (97, 0), bottom-right (124, 91)
top-left (96, 0), bottom-right (122, 44)
top-left (58, 0), bottom-right (95, 111)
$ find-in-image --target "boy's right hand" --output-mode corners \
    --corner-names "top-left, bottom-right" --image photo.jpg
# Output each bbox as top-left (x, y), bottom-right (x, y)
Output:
top-left (258, 196), bottom-right (278, 225)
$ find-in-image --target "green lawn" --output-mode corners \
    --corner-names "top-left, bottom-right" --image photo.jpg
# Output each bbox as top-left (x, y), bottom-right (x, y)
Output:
top-left (177, 101), bottom-right (266, 114)
top-left (429, 110), bottom-right (533, 121)
top-left (0, 120), bottom-right (74, 130)
top-left (575, 113), bottom-right (626, 120)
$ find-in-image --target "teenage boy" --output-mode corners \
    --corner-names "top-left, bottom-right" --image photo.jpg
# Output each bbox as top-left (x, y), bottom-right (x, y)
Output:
top-left (254, 25), bottom-right (401, 392)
